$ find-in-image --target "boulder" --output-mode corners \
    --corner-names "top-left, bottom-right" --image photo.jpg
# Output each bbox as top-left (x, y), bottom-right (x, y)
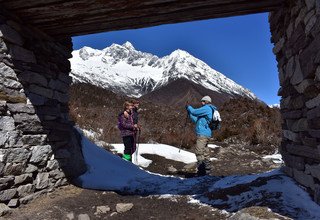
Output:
top-left (283, 130), bottom-right (300, 142)
top-left (305, 164), bottom-right (320, 180)
top-left (9, 45), bottom-right (36, 63)
top-left (28, 84), bottom-right (53, 99)
top-left (18, 134), bottom-right (47, 146)
top-left (25, 164), bottom-right (38, 173)
top-left (6, 148), bottom-right (30, 163)
top-left (95, 205), bottom-right (111, 214)
top-left (14, 173), bottom-right (33, 186)
top-left (290, 56), bottom-right (304, 85)
top-left (30, 145), bottom-right (52, 164)
top-left (0, 203), bottom-right (11, 216)
top-left (0, 24), bottom-right (23, 45)
top-left (19, 71), bottom-right (48, 87)
top-left (17, 184), bottom-right (35, 197)
top-left (7, 199), bottom-right (19, 208)
top-left (3, 163), bottom-right (26, 176)
top-left (0, 38), bottom-right (7, 53)
top-left (116, 203), bottom-right (133, 213)
top-left (291, 118), bottom-right (308, 132)
top-left (0, 116), bottom-right (15, 131)
top-left (66, 212), bottom-right (75, 220)
top-left (7, 103), bottom-right (35, 114)
top-left (0, 188), bottom-right (16, 202)
top-left (306, 94), bottom-right (320, 109)
top-left (27, 93), bottom-right (46, 106)
top-left (35, 173), bottom-right (49, 189)
top-left (0, 63), bottom-right (16, 79)
top-left (293, 169), bottom-right (315, 190)
top-left (78, 214), bottom-right (90, 220)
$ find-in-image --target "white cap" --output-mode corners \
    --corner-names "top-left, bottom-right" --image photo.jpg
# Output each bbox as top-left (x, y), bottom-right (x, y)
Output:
top-left (201, 96), bottom-right (212, 103)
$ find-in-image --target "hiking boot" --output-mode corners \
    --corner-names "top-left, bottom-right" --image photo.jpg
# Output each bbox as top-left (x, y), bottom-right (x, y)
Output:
top-left (197, 162), bottom-right (208, 176)
top-left (122, 154), bottom-right (132, 162)
top-left (197, 160), bottom-right (212, 176)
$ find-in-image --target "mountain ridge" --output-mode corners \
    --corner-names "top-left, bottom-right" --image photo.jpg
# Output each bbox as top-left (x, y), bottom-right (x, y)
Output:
top-left (70, 41), bottom-right (257, 101)
top-left (141, 78), bottom-right (232, 108)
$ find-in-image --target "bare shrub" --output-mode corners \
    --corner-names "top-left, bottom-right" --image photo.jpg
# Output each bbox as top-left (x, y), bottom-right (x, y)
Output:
top-left (69, 84), bottom-right (281, 150)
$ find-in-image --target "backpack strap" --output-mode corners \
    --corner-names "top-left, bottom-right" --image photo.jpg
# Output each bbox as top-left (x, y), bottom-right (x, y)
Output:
top-left (205, 105), bottom-right (215, 123)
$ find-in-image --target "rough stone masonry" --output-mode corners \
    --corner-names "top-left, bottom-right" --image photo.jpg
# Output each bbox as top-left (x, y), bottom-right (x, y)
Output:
top-left (0, 0), bottom-right (320, 211)
top-left (0, 9), bottom-right (86, 210)
top-left (269, 0), bottom-right (320, 204)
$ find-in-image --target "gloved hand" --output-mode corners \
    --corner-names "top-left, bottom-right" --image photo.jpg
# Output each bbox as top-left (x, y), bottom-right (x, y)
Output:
top-left (185, 101), bottom-right (190, 110)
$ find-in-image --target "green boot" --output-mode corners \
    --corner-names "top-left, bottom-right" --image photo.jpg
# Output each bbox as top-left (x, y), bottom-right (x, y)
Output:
top-left (122, 154), bottom-right (132, 162)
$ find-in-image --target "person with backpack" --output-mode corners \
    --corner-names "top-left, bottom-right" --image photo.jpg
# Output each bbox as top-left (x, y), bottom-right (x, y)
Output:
top-left (186, 95), bottom-right (220, 176)
top-left (124, 99), bottom-right (140, 126)
top-left (125, 99), bottom-right (141, 164)
top-left (118, 101), bottom-right (139, 162)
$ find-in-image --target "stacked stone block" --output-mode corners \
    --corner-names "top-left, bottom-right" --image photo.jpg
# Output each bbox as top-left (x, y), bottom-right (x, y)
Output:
top-left (0, 10), bottom-right (86, 210)
top-left (269, 0), bottom-right (320, 203)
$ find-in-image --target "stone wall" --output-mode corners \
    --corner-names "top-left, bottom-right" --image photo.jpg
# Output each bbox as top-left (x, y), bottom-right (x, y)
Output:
top-left (0, 9), bottom-right (86, 210)
top-left (269, 0), bottom-right (320, 203)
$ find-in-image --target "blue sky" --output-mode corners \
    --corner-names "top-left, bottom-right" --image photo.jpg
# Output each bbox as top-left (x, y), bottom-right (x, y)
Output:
top-left (72, 13), bottom-right (280, 105)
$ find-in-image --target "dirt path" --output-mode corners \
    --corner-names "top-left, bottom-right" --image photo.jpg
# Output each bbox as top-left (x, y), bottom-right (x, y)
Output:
top-left (6, 185), bottom-right (229, 220)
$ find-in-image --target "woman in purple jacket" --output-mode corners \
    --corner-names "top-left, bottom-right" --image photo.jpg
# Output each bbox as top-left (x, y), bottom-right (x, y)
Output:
top-left (118, 101), bottom-right (138, 162)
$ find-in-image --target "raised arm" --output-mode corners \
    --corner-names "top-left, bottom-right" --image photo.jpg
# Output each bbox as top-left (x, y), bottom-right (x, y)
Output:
top-left (187, 105), bottom-right (209, 117)
top-left (188, 113), bottom-right (198, 123)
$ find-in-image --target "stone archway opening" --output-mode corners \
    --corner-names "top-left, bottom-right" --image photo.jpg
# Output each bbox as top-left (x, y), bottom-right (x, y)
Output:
top-left (0, 0), bottom-right (320, 207)
top-left (68, 12), bottom-right (282, 168)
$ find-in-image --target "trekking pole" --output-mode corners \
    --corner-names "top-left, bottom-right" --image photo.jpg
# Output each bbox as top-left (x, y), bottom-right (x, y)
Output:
top-left (134, 129), bottom-right (141, 164)
top-left (178, 113), bottom-right (189, 153)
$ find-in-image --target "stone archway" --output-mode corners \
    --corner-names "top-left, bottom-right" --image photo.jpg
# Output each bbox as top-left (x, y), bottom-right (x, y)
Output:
top-left (0, 0), bottom-right (319, 206)
top-left (269, 0), bottom-right (320, 203)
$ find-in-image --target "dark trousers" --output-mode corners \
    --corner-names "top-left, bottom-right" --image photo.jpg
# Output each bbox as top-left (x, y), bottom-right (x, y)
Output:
top-left (123, 135), bottom-right (136, 155)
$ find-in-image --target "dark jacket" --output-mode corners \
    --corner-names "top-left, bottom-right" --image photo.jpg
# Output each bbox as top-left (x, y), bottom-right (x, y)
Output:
top-left (132, 107), bottom-right (139, 125)
top-left (118, 112), bottom-right (135, 137)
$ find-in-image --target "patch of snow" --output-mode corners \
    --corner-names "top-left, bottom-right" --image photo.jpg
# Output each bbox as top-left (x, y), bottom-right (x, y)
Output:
top-left (82, 128), bottom-right (99, 140)
top-left (156, 194), bottom-right (179, 202)
top-left (263, 153), bottom-right (283, 164)
top-left (269, 104), bottom-right (280, 108)
top-left (110, 143), bottom-right (197, 167)
top-left (208, 144), bottom-right (220, 149)
top-left (75, 131), bottom-right (320, 219)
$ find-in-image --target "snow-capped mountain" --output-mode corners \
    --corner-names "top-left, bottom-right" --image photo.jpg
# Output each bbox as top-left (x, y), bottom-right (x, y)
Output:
top-left (70, 41), bottom-right (256, 99)
top-left (269, 104), bottom-right (280, 108)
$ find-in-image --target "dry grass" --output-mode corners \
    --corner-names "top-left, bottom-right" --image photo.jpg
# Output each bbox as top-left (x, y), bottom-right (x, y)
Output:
top-left (69, 84), bottom-right (281, 150)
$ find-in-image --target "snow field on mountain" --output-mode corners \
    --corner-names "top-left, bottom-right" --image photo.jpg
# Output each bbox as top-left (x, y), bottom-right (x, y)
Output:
top-left (70, 42), bottom-right (256, 99)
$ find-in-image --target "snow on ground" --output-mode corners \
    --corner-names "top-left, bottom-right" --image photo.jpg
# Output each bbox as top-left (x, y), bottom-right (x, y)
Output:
top-left (82, 128), bottom-right (98, 140)
top-left (111, 143), bottom-right (197, 167)
top-left (207, 144), bottom-right (220, 149)
top-left (75, 133), bottom-right (320, 220)
top-left (263, 153), bottom-right (283, 164)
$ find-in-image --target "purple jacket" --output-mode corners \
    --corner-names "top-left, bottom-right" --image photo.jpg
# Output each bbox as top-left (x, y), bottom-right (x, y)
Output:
top-left (118, 112), bottom-right (135, 137)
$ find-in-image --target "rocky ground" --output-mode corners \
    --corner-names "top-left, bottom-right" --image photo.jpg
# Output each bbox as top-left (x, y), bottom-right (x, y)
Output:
top-left (4, 141), bottom-right (293, 220)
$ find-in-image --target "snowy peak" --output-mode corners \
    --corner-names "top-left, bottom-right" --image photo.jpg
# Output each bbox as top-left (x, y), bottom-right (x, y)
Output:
top-left (169, 49), bottom-right (191, 58)
top-left (79, 46), bottom-right (102, 60)
top-left (122, 41), bottom-right (135, 50)
top-left (70, 42), bottom-right (257, 100)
